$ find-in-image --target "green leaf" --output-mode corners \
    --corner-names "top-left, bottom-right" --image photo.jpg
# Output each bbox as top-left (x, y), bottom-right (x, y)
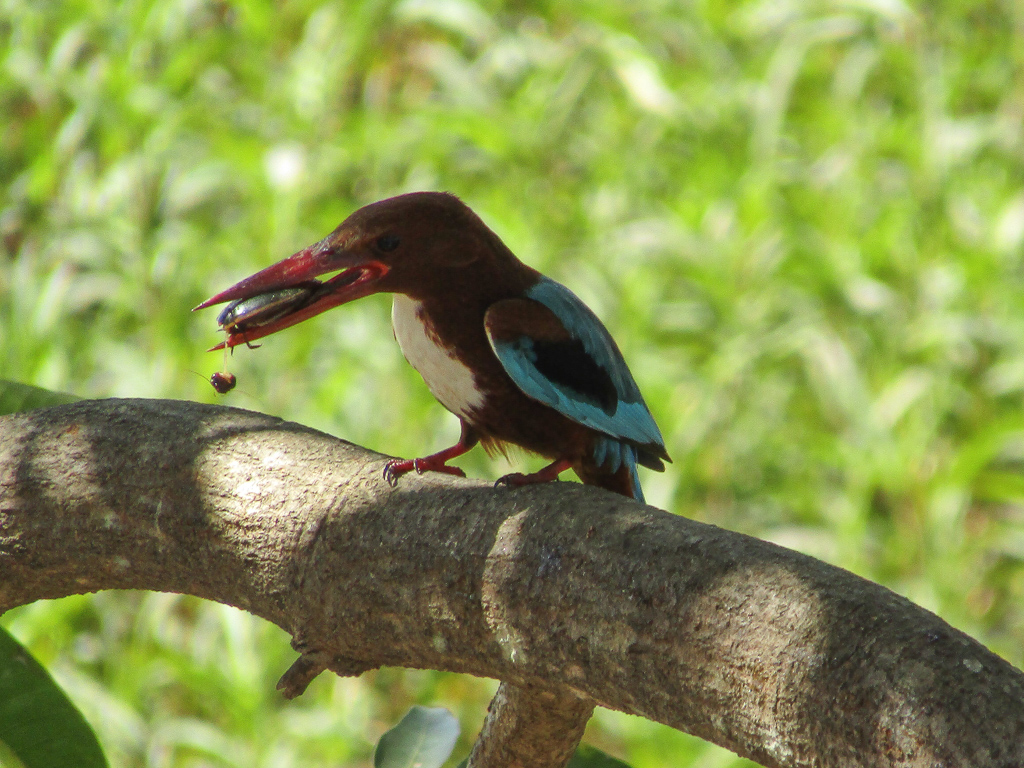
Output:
top-left (374, 706), bottom-right (460, 768)
top-left (0, 381), bottom-right (78, 417)
top-left (569, 744), bottom-right (634, 768)
top-left (0, 626), bottom-right (108, 768)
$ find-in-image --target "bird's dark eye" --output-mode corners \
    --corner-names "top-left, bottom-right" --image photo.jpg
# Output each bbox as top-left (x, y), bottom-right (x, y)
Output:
top-left (376, 234), bottom-right (400, 252)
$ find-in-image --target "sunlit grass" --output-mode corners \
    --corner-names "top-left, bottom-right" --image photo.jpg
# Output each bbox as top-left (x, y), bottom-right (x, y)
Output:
top-left (3, 0), bottom-right (1024, 766)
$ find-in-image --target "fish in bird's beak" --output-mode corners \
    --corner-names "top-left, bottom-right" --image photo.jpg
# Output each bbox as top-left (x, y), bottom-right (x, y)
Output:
top-left (193, 243), bottom-right (391, 350)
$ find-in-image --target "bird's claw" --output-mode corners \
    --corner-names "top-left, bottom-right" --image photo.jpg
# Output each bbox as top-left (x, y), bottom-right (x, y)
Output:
top-left (495, 472), bottom-right (530, 488)
top-left (384, 458), bottom-right (467, 486)
top-left (383, 459), bottom-right (411, 487)
top-left (495, 459), bottom-right (572, 489)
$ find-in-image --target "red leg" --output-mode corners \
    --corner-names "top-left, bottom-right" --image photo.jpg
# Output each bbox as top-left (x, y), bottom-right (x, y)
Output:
top-left (383, 423), bottom-right (478, 486)
top-left (496, 458), bottom-right (573, 488)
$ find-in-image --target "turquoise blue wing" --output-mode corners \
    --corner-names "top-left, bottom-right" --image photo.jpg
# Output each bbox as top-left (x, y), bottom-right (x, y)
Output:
top-left (484, 277), bottom-right (668, 471)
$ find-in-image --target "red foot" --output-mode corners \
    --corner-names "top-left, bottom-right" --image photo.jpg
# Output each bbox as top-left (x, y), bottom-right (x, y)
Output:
top-left (383, 440), bottom-right (473, 486)
top-left (384, 457), bottom-right (467, 485)
top-left (496, 458), bottom-right (573, 489)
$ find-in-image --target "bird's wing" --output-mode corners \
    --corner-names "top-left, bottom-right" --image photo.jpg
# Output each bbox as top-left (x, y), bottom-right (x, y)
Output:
top-left (484, 277), bottom-right (667, 467)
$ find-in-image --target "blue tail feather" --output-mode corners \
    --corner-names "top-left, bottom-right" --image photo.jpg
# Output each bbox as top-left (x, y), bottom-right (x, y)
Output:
top-left (626, 446), bottom-right (644, 503)
top-left (593, 436), bottom-right (645, 502)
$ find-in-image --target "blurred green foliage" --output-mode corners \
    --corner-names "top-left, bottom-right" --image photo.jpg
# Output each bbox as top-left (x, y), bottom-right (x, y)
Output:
top-left (0, 626), bottom-right (108, 768)
top-left (2, 0), bottom-right (1024, 766)
top-left (374, 705), bottom-right (458, 768)
top-left (0, 379), bottom-right (77, 413)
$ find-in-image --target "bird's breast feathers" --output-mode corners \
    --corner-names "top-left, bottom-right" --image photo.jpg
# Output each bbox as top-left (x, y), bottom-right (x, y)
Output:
top-left (392, 294), bottom-right (485, 419)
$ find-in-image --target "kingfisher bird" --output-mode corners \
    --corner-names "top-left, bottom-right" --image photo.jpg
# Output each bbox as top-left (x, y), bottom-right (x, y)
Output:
top-left (195, 192), bottom-right (669, 501)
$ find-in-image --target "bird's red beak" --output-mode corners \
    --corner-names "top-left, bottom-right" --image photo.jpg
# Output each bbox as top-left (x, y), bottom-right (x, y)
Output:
top-left (193, 242), bottom-right (390, 350)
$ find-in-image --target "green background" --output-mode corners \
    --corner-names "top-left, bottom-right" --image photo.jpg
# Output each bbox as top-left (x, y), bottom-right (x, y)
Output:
top-left (3, 0), bottom-right (1024, 765)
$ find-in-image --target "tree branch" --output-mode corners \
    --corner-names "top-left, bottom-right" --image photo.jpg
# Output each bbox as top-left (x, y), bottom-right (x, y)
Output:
top-left (1, 399), bottom-right (1022, 767)
top-left (466, 681), bottom-right (593, 768)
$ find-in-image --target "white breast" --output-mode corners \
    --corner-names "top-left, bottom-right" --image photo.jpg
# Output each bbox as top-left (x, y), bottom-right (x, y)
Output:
top-left (392, 294), bottom-right (485, 419)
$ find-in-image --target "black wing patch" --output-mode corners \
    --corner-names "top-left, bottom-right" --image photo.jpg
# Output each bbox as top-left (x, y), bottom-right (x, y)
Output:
top-left (528, 337), bottom-right (619, 416)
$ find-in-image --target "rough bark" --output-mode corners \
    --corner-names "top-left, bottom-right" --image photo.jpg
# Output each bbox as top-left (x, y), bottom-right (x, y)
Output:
top-left (465, 682), bottom-right (593, 768)
top-left (1, 398), bottom-right (1022, 768)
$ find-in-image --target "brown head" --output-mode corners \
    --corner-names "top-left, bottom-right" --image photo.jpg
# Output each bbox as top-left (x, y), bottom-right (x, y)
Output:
top-left (195, 192), bottom-right (528, 348)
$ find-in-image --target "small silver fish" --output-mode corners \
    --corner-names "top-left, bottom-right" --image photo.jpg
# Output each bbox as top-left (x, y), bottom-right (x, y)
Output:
top-left (217, 288), bottom-right (312, 334)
